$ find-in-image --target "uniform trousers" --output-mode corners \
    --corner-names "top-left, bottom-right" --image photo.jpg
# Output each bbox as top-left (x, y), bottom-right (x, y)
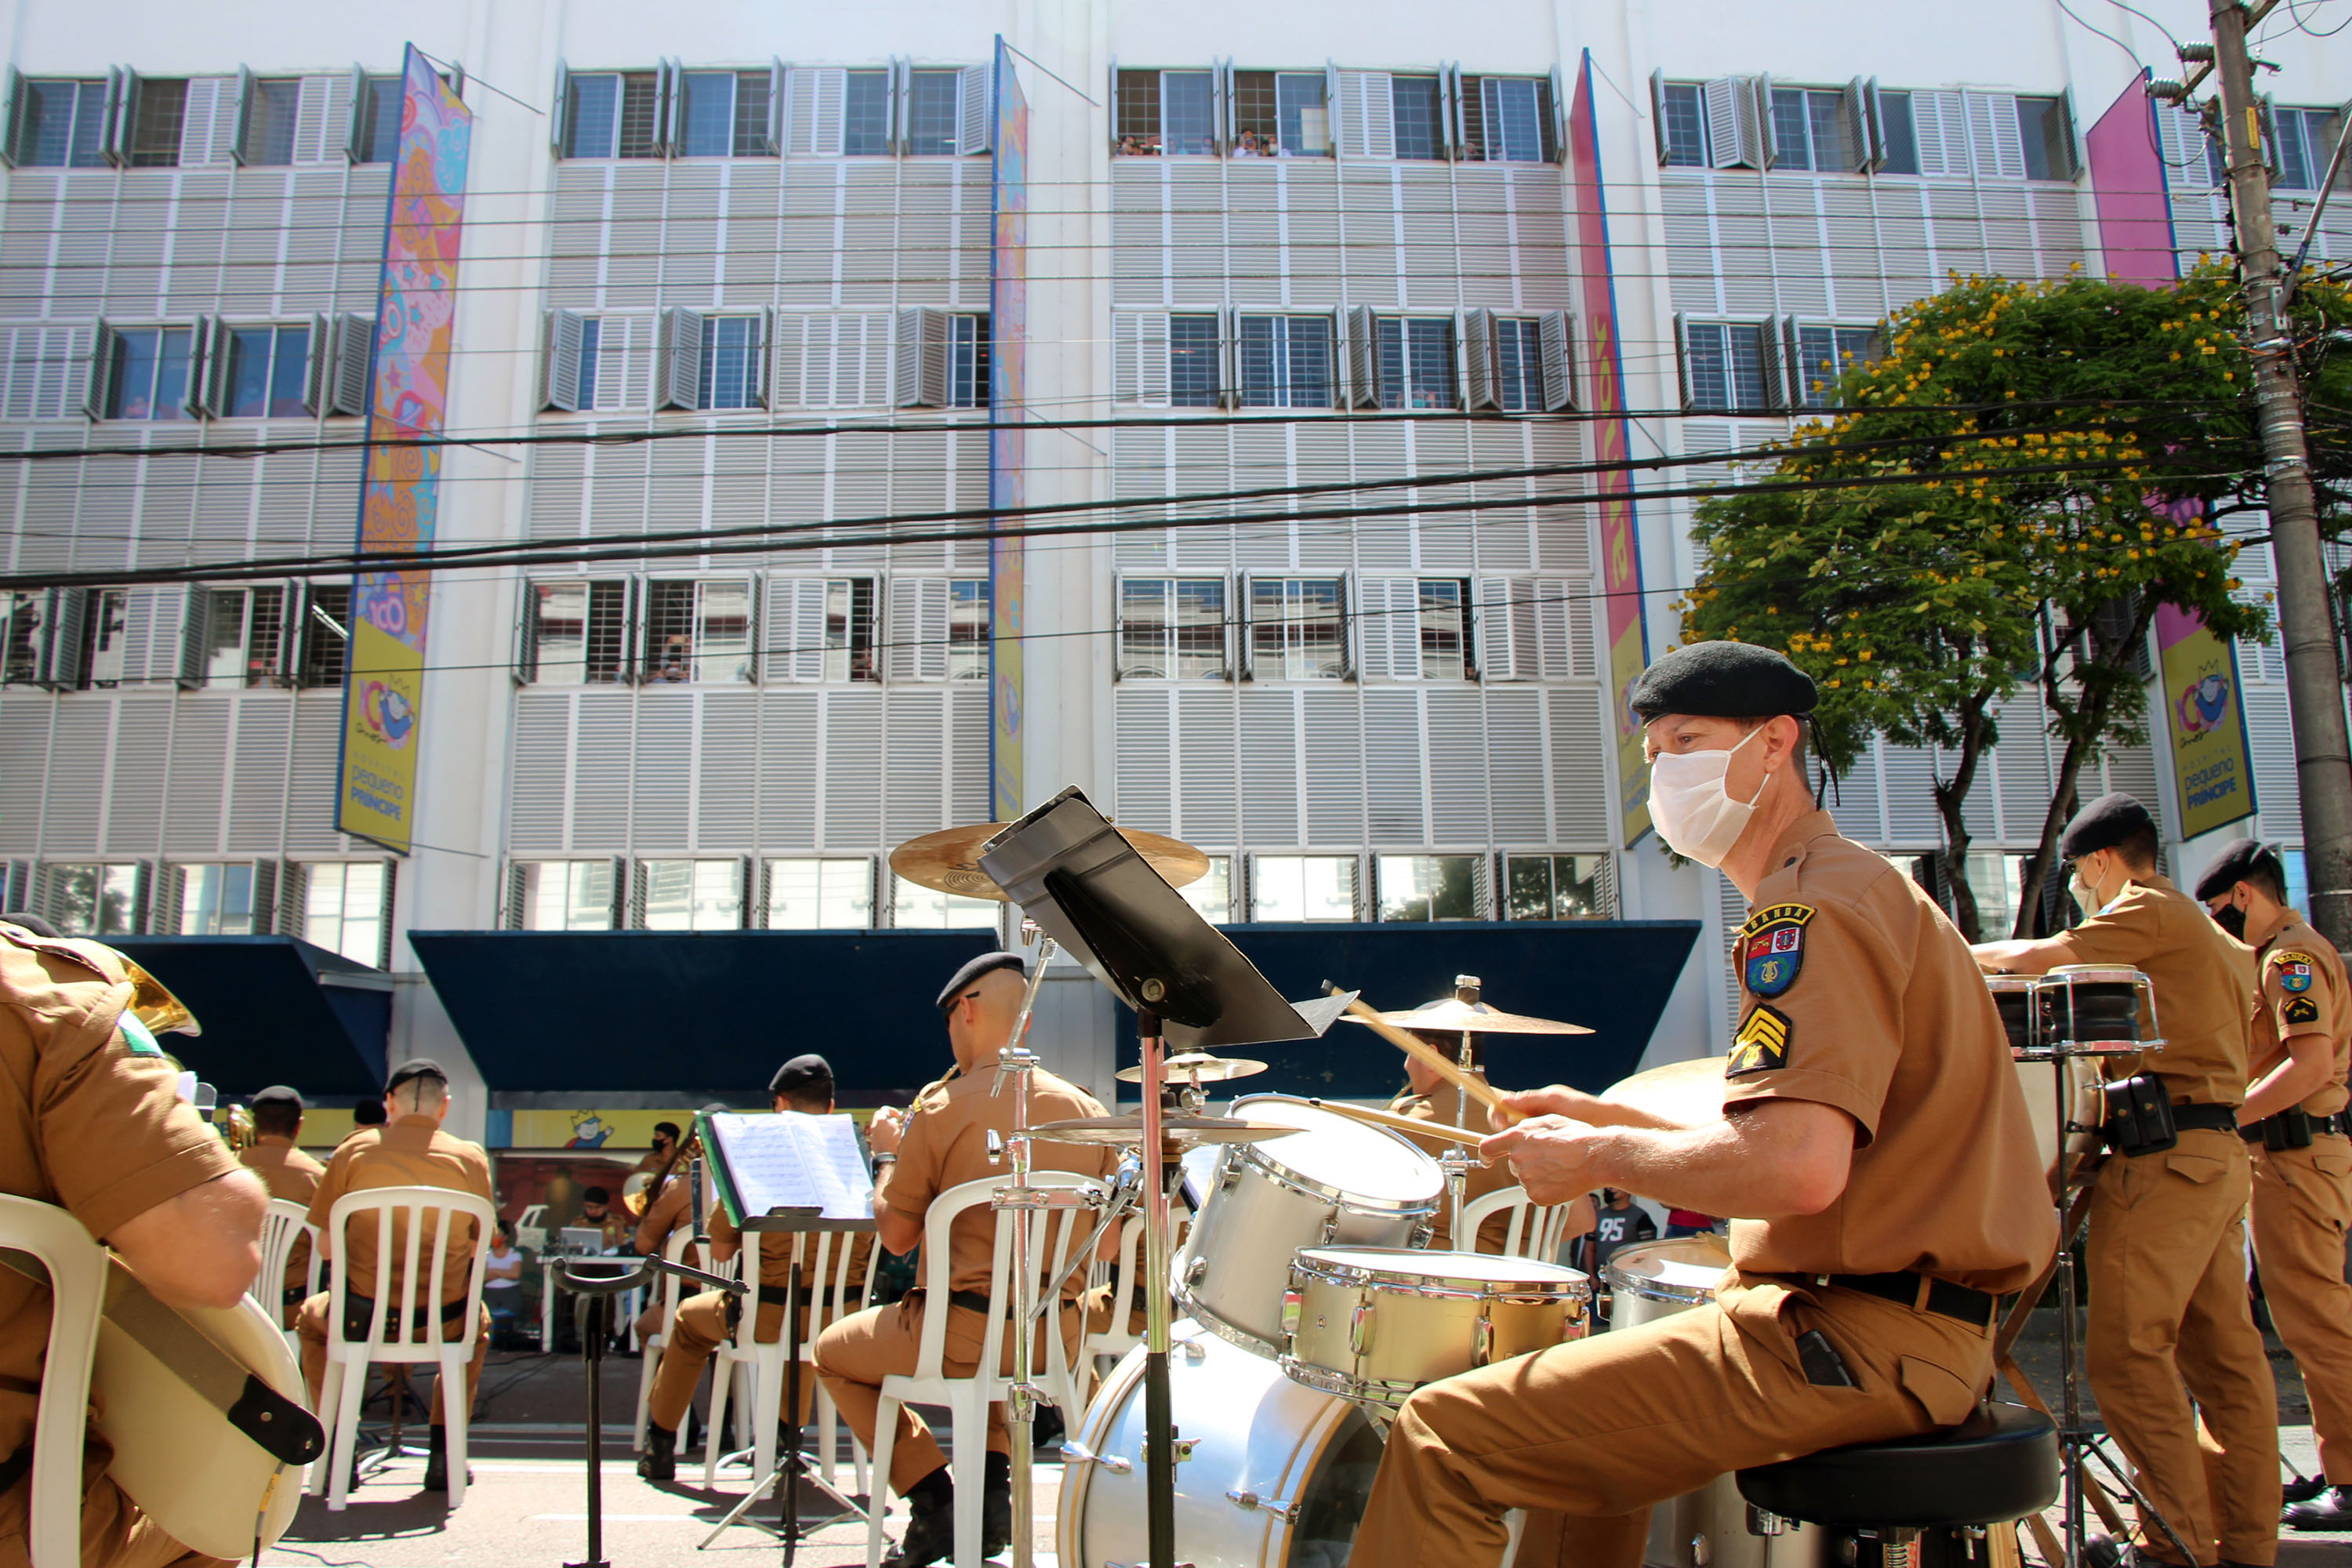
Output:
top-left (295, 1293), bottom-right (490, 1424)
top-left (1350, 1276), bottom-right (1995, 1568)
top-left (647, 1294), bottom-right (821, 1432)
top-left (0, 1457), bottom-right (227, 1568)
top-left (813, 1290), bottom-right (1087, 1497)
top-left (2085, 1128), bottom-right (2278, 1566)
top-left (2250, 1134), bottom-right (2352, 1484)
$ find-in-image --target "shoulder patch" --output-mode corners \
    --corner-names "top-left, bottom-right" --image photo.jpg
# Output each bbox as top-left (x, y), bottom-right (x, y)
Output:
top-left (1735, 904), bottom-right (1815, 999)
top-left (1727, 1004), bottom-right (1792, 1076)
top-left (2274, 953), bottom-right (2317, 993)
top-left (2284, 995), bottom-right (2321, 1026)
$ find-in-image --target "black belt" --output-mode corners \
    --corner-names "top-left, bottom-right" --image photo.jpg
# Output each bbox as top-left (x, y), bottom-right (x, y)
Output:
top-left (2172, 1103), bottom-right (2241, 1134)
top-left (946, 1288), bottom-right (1079, 1316)
top-left (340, 1290), bottom-right (471, 1341)
top-left (1801, 1272), bottom-right (2002, 1330)
top-left (2241, 1109), bottom-right (2352, 1141)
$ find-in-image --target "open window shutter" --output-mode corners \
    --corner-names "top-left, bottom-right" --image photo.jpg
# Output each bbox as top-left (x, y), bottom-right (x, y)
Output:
top-left (917, 307), bottom-right (949, 408)
top-left (2259, 96), bottom-right (2283, 182)
top-left (268, 583), bottom-right (299, 685)
top-left (275, 861), bottom-right (308, 941)
top-left (515, 581), bottom-right (541, 683)
top-left (1703, 78), bottom-right (1753, 169)
top-left (543, 310), bottom-right (586, 411)
top-left (1864, 78), bottom-right (1888, 172)
top-left (1218, 306), bottom-right (1239, 409)
top-left (1755, 74), bottom-right (1777, 169)
top-left (1463, 308), bottom-right (1496, 410)
top-left (228, 65), bottom-right (256, 165)
top-left (765, 59), bottom-right (786, 154)
top-left (83, 321), bottom-right (118, 420)
top-left (2057, 88), bottom-right (2085, 180)
top-left (654, 60), bottom-right (679, 157)
top-left (1673, 312), bottom-right (1693, 411)
top-left (200, 316), bottom-right (234, 416)
top-left (1759, 320), bottom-right (1788, 412)
top-left (0, 69), bottom-right (25, 168)
top-left (1649, 69), bottom-right (1670, 165)
top-left (248, 859), bottom-right (277, 935)
top-left (302, 312), bottom-right (332, 414)
top-left (38, 589), bottom-right (86, 690)
top-left (1781, 317), bottom-right (1806, 408)
top-left (550, 60), bottom-right (570, 154)
top-left (1325, 62), bottom-right (1342, 153)
top-left (154, 866), bottom-right (185, 934)
top-left (1106, 57), bottom-right (1120, 152)
top-left (750, 307), bottom-right (772, 408)
top-left (1214, 58), bottom-right (1235, 154)
top-left (1345, 304), bottom-right (1378, 408)
top-left (1337, 71), bottom-right (1393, 159)
top-left (181, 318), bottom-right (212, 419)
top-left (500, 862), bottom-right (526, 928)
top-left (785, 67), bottom-right (846, 156)
top-left (332, 312), bottom-right (373, 415)
top-left (175, 586), bottom-right (214, 688)
top-left (1842, 78), bottom-right (1871, 172)
top-left (894, 307), bottom-right (921, 407)
top-left (1112, 311), bottom-right (1172, 406)
top-left (892, 57), bottom-right (911, 154)
top-left (343, 64), bottom-right (367, 162)
top-left (1443, 64), bottom-right (1463, 161)
top-left (371, 862), bottom-right (396, 967)
top-left (1538, 310), bottom-right (1574, 412)
top-left (1549, 66), bottom-right (1569, 164)
top-left (106, 69), bottom-right (139, 166)
top-left (960, 63), bottom-right (992, 154)
top-left (659, 307), bottom-right (704, 410)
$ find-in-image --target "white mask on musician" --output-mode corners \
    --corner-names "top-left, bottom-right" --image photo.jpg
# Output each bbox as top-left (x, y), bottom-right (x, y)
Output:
top-left (1647, 724), bottom-right (1770, 869)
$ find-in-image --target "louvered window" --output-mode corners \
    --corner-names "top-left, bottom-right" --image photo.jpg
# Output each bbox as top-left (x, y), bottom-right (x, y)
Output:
top-left (1877, 90), bottom-right (1920, 174)
top-left (298, 583), bottom-right (351, 687)
top-left (299, 861), bottom-right (391, 967)
top-left (2016, 95), bottom-right (2077, 180)
top-left (891, 874), bottom-right (999, 929)
top-left (637, 858), bottom-right (743, 931)
top-left (1390, 74), bottom-right (1444, 160)
top-left (1464, 76), bottom-right (1553, 163)
top-left (213, 325), bottom-right (310, 418)
top-left (48, 863), bottom-right (147, 936)
top-left (10, 79), bottom-right (108, 167)
top-left (1377, 855), bottom-right (1486, 920)
top-left (1657, 81), bottom-right (1707, 166)
top-left (353, 74), bottom-right (402, 162)
top-left (564, 71), bottom-right (662, 159)
top-left (2274, 106), bottom-right (2350, 191)
top-left (1250, 855), bottom-right (1358, 921)
top-left (238, 77), bottom-right (300, 165)
top-left (1178, 856), bottom-right (1233, 924)
top-left (1417, 579), bottom-right (1472, 680)
top-left (1374, 318), bottom-right (1456, 409)
top-left (1116, 69), bottom-right (1215, 155)
top-left (947, 580), bottom-right (991, 681)
top-left (1248, 577), bottom-right (1347, 681)
top-left (1503, 853), bottom-right (1613, 920)
top-left (1681, 321), bottom-right (1777, 414)
top-left (1767, 86), bottom-right (1854, 172)
top-left (1790, 324), bottom-right (1884, 410)
top-left (176, 863), bottom-right (260, 935)
top-left (844, 70), bottom-right (893, 154)
top-left (103, 326), bottom-right (198, 421)
top-left (947, 314), bottom-right (989, 408)
top-left (906, 68), bottom-right (963, 155)
top-left (1237, 314), bottom-right (1334, 408)
top-left (764, 858), bottom-right (874, 928)
top-left (694, 314), bottom-right (766, 410)
top-left (643, 579), bottom-right (755, 685)
top-left (1120, 578), bottom-right (1229, 680)
top-left (125, 78), bottom-right (187, 166)
top-left (0, 593), bottom-right (43, 684)
top-left (187, 587), bottom-right (287, 689)
top-left (515, 860), bottom-right (619, 930)
top-left (81, 589), bottom-right (128, 688)
top-left (1171, 314), bottom-right (1221, 407)
top-left (1494, 318), bottom-right (1543, 412)
top-left (524, 580), bottom-right (630, 684)
top-left (1231, 71), bottom-right (1330, 157)
top-left (896, 310), bottom-right (993, 408)
top-left (677, 71), bottom-right (772, 157)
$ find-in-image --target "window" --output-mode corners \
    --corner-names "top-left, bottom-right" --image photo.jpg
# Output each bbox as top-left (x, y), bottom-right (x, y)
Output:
top-left (563, 71), bottom-right (662, 158)
top-left (899, 310), bottom-right (992, 408)
top-left (1376, 318), bottom-right (1456, 409)
top-left (1178, 855), bottom-right (1233, 924)
top-left (1466, 76), bottom-right (1552, 163)
top-left (105, 327), bottom-right (196, 421)
top-left (1377, 855), bottom-right (1484, 920)
top-left (0, 593), bottom-right (45, 684)
top-left (1116, 69), bottom-right (1214, 155)
top-left (1504, 853), bottom-right (1612, 919)
top-left (1250, 855), bottom-right (1358, 921)
top-left (1876, 90), bottom-right (1919, 175)
top-left (301, 862), bottom-right (389, 967)
top-left (12, 79), bottom-right (109, 168)
top-left (217, 325), bottom-right (311, 419)
top-left (177, 863), bottom-right (258, 935)
top-left (906, 69), bottom-right (963, 155)
top-left (1231, 71), bottom-right (1330, 156)
top-left (643, 579), bottom-right (753, 684)
top-left (298, 584), bottom-right (350, 687)
top-left (527, 580), bottom-right (630, 684)
top-left (764, 858), bottom-right (874, 928)
top-left (49, 864), bottom-right (144, 936)
top-left (1658, 81), bottom-right (1707, 166)
top-left (1238, 314), bottom-right (1334, 408)
top-left (821, 578), bottom-right (878, 681)
top-left (1389, 74), bottom-right (1444, 160)
top-left (891, 875), bottom-right (999, 929)
top-left (81, 589), bottom-right (127, 688)
top-left (1171, 314), bottom-right (1221, 407)
top-left (844, 70), bottom-right (893, 155)
top-left (126, 78), bottom-right (187, 167)
top-left (514, 860), bottom-right (617, 931)
top-left (637, 858), bottom-right (744, 931)
top-left (240, 78), bottom-right (300, 165)
top-left (2274, 107), bottom-right (2348, 191)
top-left (2016, 95), bottom-right (2077, 181)
top-left (354, 74), bottom-right (402, 162)
top-left (1417, 579), bottom-right (1471, 680)
top-left (1248, 577), bottom-right (1347, 680)
top-left (1958, 851), bottom-right (2024, 939)
top-left (1494, 318), bottom-right (1544, 412)
top-left (575, 317), bottom-right (603, 407)
top-left (677, 71), bottom-right (772, 157)
top-left (1767, 86), bottom-right (1853, 172)
top-left (949, 314), bottom-right (989, 408)
top-left (1682, 321), bottom-right (1774, 413)
top-left (194, 588), bottom-right (285, 689)
top-left (947, 580), bottom-right (990, 681)
top-left (1120, 578), bottom-right (1228, 680)
top-left (1790, 325), bottom-right (1883, 409)
top-left (698, 315), bottom-right (765, 410)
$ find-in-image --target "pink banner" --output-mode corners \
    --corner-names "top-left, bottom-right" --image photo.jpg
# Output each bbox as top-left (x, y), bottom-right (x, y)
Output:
top-left (2085, 71), bottom-right (2180, 287)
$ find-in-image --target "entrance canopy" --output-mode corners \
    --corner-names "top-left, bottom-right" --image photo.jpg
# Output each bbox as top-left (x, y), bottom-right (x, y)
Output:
top-left (108, 936), bottom-right (393, 1100)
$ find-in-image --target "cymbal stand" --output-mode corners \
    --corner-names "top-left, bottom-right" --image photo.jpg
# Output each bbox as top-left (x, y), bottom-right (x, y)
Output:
top-left (1438, 1146), bottom-right (1472, 1248)
top-left (1136, 1007), bottom-right (1178, 1568)
top-left (991, 933), bottom-right (1058, 1568)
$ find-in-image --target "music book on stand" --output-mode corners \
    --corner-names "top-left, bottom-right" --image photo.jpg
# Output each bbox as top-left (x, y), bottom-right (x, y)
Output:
top-left (697, 1109), bottom-right (877, 1232)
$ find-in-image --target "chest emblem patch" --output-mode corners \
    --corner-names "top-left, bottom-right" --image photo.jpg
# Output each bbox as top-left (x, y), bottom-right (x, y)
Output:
top-left (1736, 903), bottom-right (1816, 999)
top-left (2277, 953), bottom-right (2316, 993)
top-left (2285, 995), bottom-right (2321, 1026)
top-left (1727, 1004), bottom-right (1792, 1076)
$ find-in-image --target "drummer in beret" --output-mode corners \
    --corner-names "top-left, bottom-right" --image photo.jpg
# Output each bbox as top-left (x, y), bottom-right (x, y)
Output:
top-left (935, 951), bottom-right (1026, 1014)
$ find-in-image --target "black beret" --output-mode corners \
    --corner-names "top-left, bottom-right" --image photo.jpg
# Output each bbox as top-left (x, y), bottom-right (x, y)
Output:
top-left (2059, 793), bottom-right (2156, 862)
top-left (1627, 641), bottom-right (1819, 722)
top-left (385, 1057), bottom-right (449, 1092)
top-left (769, 1054), bottom-right (836, 1097)
top-left (936, 951), bottom-right (1025, 1013)
top-left (251, 1085), bottom-right (304, 1110)
top-left (2, 911), bottom-right (61, 938)
top-left (2194, 838), bottom-right (2284, 902)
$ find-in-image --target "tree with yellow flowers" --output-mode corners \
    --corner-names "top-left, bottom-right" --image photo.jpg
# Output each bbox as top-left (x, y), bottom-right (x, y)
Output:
top-left (1678, 262), bottom-right (2318, 938)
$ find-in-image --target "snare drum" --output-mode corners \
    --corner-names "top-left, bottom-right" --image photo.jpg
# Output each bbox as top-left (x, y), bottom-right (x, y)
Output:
top-left (1280, 1247), bottom-right (1590, 1410)
top-left (1177, 1097), bottom-right (1443, 1359)
top-left (2042, 964), bottom-right (2161, 1055)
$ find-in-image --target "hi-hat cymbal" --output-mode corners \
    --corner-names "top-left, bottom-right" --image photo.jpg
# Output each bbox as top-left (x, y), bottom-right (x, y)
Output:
top-left (1308, 1098), bottom-right (1488, 1145)
top-left (889, 822), bottom-right (1210, 902)
top-left (1030, 1114), bottom-right (1297, 1148)
top-left (1114, 1051), bottom-right (1269, 1085)
top-left (1600, 1056), bottom-right (1726, 1128)
top-left (1346, 996), bottom-right (1592, 1036)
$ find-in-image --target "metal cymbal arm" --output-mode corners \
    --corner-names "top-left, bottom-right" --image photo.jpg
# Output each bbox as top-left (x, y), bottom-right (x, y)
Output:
top-left (990, 934), bottom-right (1056, 1568)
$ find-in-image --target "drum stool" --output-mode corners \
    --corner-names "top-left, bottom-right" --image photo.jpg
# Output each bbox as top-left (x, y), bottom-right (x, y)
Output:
top-left (1736, 1404), bottom-right (2060, 1568)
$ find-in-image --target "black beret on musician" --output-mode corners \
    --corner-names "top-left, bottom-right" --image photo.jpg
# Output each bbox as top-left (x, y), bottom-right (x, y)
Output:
top-left (385, 1056), bottom-right (449, 1092)
top-left (1627, 641), bottom-right (1819, 722)
top-left (251, 1084), bottom-right (304, 1110)
top-left (2058, 793), bottom-right (2154, 863)
top-left (935, 951), bottom-right (1026, 1014)
top-left (2193, 837), bottom-right (2284, 902)
top-left (769, 1054), bottom-right (836, 1097)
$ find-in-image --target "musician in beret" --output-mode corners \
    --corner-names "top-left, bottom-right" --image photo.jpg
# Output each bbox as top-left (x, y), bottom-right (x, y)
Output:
top-left (1974, 794), bottom-right (2274, 1566)
top-left (237, 1085), bottom-right (325, 1327)
top-left (1349, 642), bottom-right (2053, 1568)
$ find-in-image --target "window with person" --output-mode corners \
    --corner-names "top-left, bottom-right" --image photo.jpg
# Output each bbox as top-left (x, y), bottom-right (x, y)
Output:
top-left (1230, 70), bottom-right (1330, 156)
top-left (1375, 318), bottom-right (1456, 409)
top-left (1116, 68), bottom-right (1215, 155)
top-left (641, 579), bottom-right (753, 684)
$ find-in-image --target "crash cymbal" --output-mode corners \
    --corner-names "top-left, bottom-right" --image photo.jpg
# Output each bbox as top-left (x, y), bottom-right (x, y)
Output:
top-left (1114, 1051), bottom-right (1270, 1084)
top-left (1346, 996), bottom-right (1592, 1036)
top-left (1307, 1098), bottom-right (1488, 1145)
top-left (1029, 1114), bottom-right (1298, 1148)
top-left (1600, 1056), bottom-right (1725, 1128)
top-left (889, 822), bottom-right (1210, 902)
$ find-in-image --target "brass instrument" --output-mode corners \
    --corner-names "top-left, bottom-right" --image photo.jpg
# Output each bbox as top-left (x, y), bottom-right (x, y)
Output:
top-left (216, 1103), bottom-right (257, 1152)
top-left (623, 1125), bottom-right (705, 1219)
top-left (121, 954), bottom-right (201, 1036)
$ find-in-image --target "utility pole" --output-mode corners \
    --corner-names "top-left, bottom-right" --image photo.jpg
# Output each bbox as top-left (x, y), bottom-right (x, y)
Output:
top-left (2193, 1), bottom-right (2352, 949)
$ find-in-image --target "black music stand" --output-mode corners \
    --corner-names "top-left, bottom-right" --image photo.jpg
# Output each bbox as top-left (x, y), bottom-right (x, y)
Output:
top-left (979, 786), bottom-right (1347, 1568)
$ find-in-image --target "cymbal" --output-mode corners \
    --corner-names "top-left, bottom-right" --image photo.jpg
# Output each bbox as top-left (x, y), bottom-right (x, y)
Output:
top-left (1307, 1098), bottom-right (1487, 1145)
top-left (1600, 1057), bottom-right (1725, 1128)
top-left (1029, 1114), bottom-right (1298, 1148)
top-left (889, 822), bottom-right (1210, 902)
top-left (1346, 996), bottom-right (1592, 1036)
top-left (1115, 1051), bottom-right (1269, 1084)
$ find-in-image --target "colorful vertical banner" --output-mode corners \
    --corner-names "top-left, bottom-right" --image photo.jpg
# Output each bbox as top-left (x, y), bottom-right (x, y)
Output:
top-left (2085, 71), bottom-right (2181, 289)
top-left (1567, 53), bottom-right (1652, 848)
top-left (987, 38), bottom-right (1028, 823)
top-left (337, 45), bottom-right (470, 853)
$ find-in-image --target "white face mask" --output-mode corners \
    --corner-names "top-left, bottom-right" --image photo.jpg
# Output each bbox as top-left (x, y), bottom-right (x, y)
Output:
top-left (1647, 725), bottom-right (1770, 868)
top-left (2070, 860), bottom-right (2103, 913)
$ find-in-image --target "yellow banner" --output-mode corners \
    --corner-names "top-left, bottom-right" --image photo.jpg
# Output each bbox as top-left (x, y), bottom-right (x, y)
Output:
top-left (2156, 601), bottom-right (2258, 839)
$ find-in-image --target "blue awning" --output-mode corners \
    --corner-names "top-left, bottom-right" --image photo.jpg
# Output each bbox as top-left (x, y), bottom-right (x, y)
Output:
top-left (107, 936), bottom-right (393, 1100)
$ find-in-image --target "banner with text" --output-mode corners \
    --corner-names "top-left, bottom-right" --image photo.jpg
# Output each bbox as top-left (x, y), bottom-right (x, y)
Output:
top-left (337, 45), bottom-right (470, 852)
top-left (1568, 53), bottom-right (1653, 847)
top-left (988, 38), bottom-right (1028, 822)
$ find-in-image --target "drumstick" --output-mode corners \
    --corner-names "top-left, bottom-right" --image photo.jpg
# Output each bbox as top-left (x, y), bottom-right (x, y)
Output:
top-left (1322, 982), bottom-right (1519, 1127)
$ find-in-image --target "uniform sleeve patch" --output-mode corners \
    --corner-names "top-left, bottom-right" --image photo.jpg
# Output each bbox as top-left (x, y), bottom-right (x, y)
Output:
top-left (1727, 1004), bottom-right (1792, 1076)
top-left (2276, 953), bottom-right (2316, 993)
top-left (2285, 996), bottom-right (2321, 1025)
top-left (1736, 908), bottom-right (1813, 999)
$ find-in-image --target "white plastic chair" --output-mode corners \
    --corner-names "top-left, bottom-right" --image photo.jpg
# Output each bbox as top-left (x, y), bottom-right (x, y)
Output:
top-left (1082, 1213), bottom-right (1148, 1367)
top-left (865, 1172), bottom-right (1107, 1568)
top-left (255, 1198), bottom-right (321, 1352)
top-left (705, 1225), bottom-right (879, 1490)
top-left (309, 1185), bottom-right (494, 1511)
top-left (813, 1229), bottom-right (884, 1495)
top-left (633, 1225), bottom-right (697, 1451)
top-left (1461, 1184), bottom-right (1577, 1261)
top-left (0, 1195), bottom-right (107, 1568)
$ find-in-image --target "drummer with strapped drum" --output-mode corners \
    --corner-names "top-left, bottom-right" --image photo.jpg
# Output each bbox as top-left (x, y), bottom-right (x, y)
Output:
top-left (1345, 641), bottom-right (2056, 1568)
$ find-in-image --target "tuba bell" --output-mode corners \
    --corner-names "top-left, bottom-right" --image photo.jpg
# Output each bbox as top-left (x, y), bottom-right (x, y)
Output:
top-left (121, 955), bottom-right (201, 1037)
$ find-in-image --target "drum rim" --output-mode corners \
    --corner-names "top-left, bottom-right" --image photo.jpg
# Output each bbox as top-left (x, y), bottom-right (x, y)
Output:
top-left (1172, 1290), bottom-right (1287, 1361)
top-left (1229, 1094), bottom-right (1448, 1207)
top-left (1290, 1246), bottom-right (1591, 1298)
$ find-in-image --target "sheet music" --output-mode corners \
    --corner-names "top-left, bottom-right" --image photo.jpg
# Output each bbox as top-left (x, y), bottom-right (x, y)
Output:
top-left (706, 1112), bottom-right (874, 1223)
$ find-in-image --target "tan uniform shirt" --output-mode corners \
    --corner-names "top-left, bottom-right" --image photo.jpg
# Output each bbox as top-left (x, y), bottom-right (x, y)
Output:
top-left (0, 927), bottom-right (241, 1465)
top-left (1385, 1085), bottom-right (1515, 1253)
top-left (885, 1064), bottom-right (1118, 1297)
top-left (1722, 811), bottom-right (2056, 1294)
top-left (241, 1134), bottom-right (326, 1298)
top-left (307, 1113), bottom-right (494, 1305)
top-left (2249, 911), bottom-right (2351, 1118)
top-left (2049, 875), bottom-right (2258, 1105)
top-left (633, 1171), bottom-right (693, 1257)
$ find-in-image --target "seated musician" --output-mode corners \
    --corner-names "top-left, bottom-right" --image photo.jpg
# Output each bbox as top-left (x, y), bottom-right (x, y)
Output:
top-left (1385, 1029), bottom-right (1592, 1253)
top-left (237, 1085), bottom-right (325, 1327)
top-left (628, 1102), bottom-right (722, 1346)
top-left (1, 918), bottom-right (269, 1568)
top-left (1347, 642), bottom-right (2055, 1568)
top-left (296, 1058), bottom-right (495, 1494)
top-left (637, 1059), bottom-right (871, 1479)
top-left (814, 953), bottom-right (1119, 1568)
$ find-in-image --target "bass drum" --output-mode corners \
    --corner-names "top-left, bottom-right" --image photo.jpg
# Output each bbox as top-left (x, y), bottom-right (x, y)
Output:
top-left (1062, 1325), bottom-right (1385, 1568)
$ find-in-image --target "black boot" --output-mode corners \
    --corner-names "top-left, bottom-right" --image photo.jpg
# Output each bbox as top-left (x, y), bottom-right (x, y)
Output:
top-left (886, 1468), bottom-right (956, 1568)
top-left (982, 1450), bottom-right (1013, 1559)
top-left (637, 1422), bottom-right (677, 1482)
top-left (422, 1425), bottom-right (471, 1492)
top-left (2286, 1485), bottom-right (2352, 1530)
top-left (2285, 1474), bottom-right (2330, 1504)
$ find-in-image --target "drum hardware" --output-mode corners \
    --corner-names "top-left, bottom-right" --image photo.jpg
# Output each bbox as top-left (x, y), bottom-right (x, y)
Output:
top-left (1033, 1113), bottom-right (1301, 1148)
top-left (1061, 1440), bottom-right (1132, 1475)
top-left (1327, 983), bottom-right (1522, 1125)
top-left (989, 927), bottom-right (1058, 1568)
top-left (1437, 1144), bottom-right (1478, 1251)
top-left (1225, 1490), bottom-right (1304, 1523)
